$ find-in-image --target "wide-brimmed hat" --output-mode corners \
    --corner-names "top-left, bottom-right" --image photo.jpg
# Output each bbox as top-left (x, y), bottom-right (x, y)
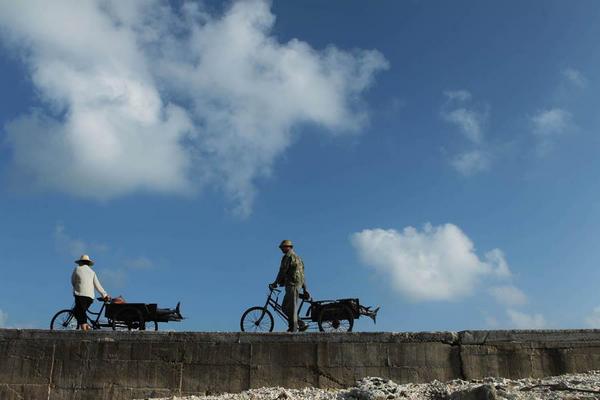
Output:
top-left (75, 254), bottom-right (94, 266)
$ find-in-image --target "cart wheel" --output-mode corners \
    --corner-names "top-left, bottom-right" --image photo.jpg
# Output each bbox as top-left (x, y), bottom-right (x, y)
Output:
top-left (112, 307), bottom-right (145, 331)
top-left (318, 305), bottom-right (354, 332)
top-left (50, 309), bottom-right (78, 330)
top-left (240, 307), bottom-right (274, 332)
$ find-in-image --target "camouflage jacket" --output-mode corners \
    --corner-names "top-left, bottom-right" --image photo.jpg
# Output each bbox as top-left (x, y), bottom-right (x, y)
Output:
top-left (276, 250), bottom-right (305, 287)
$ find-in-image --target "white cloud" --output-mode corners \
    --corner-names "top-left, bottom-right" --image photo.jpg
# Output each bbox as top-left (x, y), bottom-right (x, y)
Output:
top-left (562, 68), bottom-right (587, 88)
top-left (441, 90), bottom-right (486, 144)
top-left (127, 257), bottom-right (154, 270)
top-left (507, 309), bottom-right (546, 329)
top-left (531, 108), bottom-right (573, 155)
top-left (54, 223), bottom-right (108, 258)
top-left (451, 150), bottom-right (490, 176)
top-left (483, 315), bottom-right (499, 328)
top-left (584, 306), bottom-right (600, 328)
top-left (532, 108), bottom-right (572, 137)
top-left (99, 268), bottom-right (127, 290)
top-left (484, 249), bottom-right (511, 278)
top-left (441, 90), bottom-right (491, 175)
top-left (444, 90), bottom-right (472, 102)
top-left (54, 223), bottom-right (147, 291)
top-left (0, 0), bottom-right (388, 216)
top-left (351, 223), bottom-right (511, 302)
top-left (442, 108), bottom-right (485, 144)
top-left (96, 258), bottom-right (154, 289)
top-left (0, 309), bottom-right (7, 327)
top-left (490, 285), bottom-right (527, 307)
top-left (0, 310), bottom-right (40, 329)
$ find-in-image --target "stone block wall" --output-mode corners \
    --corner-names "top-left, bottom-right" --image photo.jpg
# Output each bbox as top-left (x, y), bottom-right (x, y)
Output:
top-left (1, 329), bottom-right (600, 400)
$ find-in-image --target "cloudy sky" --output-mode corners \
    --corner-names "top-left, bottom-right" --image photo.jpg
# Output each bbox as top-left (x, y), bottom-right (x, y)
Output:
top-left (1, 0), bottom-right (599, 331)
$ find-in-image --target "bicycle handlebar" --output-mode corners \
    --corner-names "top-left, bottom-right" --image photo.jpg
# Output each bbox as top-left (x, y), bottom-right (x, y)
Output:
top-left (268, 285), bottom-right (312, 301)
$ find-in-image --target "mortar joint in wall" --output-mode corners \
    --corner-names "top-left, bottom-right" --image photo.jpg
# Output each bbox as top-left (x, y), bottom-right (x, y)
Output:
top-left (179, 362), bottom-right (184, 395)
top-left (46, 343), bottom-right (56, 400)
top-left (2, 384), bottom-right (25, 400)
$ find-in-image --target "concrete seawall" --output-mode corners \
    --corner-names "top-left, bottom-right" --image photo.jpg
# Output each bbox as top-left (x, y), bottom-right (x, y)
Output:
top-left (2, 329), bottom-right (600, 400)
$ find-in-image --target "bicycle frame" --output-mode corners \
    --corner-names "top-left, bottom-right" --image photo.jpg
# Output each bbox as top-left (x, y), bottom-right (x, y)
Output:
top-left (84, 301), bottom-right (112, 329)
top-left (262, 288), bottom-right (314, 330)
top-left (65, 299), bottom-right (112, 329)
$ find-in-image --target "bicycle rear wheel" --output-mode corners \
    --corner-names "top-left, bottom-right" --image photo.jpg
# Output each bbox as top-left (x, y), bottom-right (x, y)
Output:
top-left (240, 307), bottom-right (274, 332)
top-left (50, 309), bottom-right (78, 330)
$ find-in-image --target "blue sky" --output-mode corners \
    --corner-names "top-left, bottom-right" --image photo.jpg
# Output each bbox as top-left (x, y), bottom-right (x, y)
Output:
top-left (1, 0), bottom-right (600, 332)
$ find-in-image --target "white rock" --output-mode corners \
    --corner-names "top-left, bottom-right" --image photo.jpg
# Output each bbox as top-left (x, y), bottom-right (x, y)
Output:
top-left (144, 371), bottom-right (600, 400)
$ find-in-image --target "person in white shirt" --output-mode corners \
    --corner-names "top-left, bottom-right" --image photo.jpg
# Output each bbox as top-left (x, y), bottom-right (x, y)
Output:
top-left (71, 254), bottom-right (110, 331)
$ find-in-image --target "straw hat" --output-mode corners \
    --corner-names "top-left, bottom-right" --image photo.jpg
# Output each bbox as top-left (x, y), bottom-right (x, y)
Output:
top-left (75, 254), bottom-right (94, 266)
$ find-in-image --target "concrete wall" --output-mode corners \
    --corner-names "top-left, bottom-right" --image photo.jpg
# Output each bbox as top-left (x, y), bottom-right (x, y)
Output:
top-left (2, 329), bottom-right (600, 400)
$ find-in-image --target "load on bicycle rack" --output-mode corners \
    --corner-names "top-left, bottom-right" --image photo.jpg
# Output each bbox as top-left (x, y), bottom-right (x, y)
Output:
top-left (50, 297), bottom-right (184, 331)
top-left (241, 286), bottom-right (380, 332)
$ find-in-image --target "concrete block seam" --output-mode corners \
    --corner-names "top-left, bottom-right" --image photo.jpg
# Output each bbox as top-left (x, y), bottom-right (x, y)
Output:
top-left (178, 362), bottom-right (184, 396)
top-left (1, 383), bottom-right (25, 400)
top-left (310, 366), bottom-right (345, 387)
top-left (46, 343), bottom-right (56, 400)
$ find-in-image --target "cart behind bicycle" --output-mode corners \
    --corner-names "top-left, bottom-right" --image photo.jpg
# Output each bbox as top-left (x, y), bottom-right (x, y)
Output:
top-left (50, 298), bottom-right (184, 331)
top-left (105, 301), bottom-right (185, 330)
top-left (240, 287), bottom-right (379, 332)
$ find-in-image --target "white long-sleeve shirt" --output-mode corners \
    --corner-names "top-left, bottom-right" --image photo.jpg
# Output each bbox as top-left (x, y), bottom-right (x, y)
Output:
top-left (71, 265), bottom-right (107, 299)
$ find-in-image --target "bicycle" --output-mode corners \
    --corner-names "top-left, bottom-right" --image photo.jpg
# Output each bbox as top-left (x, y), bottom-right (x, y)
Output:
top-left (49, 297), bottom-right (159, 331)
top-left (240, 286), bottom-right (359, 332)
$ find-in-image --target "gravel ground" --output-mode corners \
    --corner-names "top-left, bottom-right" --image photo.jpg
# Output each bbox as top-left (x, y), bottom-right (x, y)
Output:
top-left (144, 371), bottom-right (600, 400)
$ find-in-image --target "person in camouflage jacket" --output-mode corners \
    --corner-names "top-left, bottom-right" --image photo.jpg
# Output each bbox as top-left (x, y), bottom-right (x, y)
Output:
top-left (270, 240), bottom-right (310, 332)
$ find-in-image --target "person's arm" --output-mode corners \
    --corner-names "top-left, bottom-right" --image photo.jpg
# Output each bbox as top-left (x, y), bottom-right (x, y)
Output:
top-left (273, 257), bottom-right (288, 287)
top-left (297, 257), bottom-right (309, 296)
top-left (71, 269), bottom-right (77, 289)
top-left (301, 279), bottom-right (309, 297)
top-left (93, 272), bottom-right (109, 299)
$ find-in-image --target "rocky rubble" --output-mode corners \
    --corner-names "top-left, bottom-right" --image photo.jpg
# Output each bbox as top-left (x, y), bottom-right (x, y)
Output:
top-left (144, 371), bottom-right (600, 400)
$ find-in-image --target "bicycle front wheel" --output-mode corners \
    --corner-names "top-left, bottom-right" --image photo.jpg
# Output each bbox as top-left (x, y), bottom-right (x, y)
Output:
top-left (240, 307), bottom-right (274, 332)
top-left (50, 309), bottom-right (78, 330)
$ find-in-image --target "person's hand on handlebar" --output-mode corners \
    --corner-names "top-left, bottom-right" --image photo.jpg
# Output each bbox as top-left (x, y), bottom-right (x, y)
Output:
top-left (300, 290), bottom-right (311, 300)
top-left (103, 295), bottom-right (111, 302)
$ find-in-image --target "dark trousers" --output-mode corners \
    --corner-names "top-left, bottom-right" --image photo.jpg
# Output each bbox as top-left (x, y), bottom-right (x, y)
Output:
top-left (73, 295), bottom-right (93, 326)
top-left (282, 285), bottom-right (299, 332)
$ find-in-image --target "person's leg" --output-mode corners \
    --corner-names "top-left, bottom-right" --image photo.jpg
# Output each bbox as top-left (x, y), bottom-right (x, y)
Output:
top-left (283, 285), bottom-right (299, 332)
top-left (82, 297), bottom-right (93, 330)
top-left (73, 296), bottom-right (87, 330)
top-left (282, 288), bottom-right (291, 331)
top-left (290, 285), bottom-right (299, 332)
top-left (74, 296), bottom-right (93, 331)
